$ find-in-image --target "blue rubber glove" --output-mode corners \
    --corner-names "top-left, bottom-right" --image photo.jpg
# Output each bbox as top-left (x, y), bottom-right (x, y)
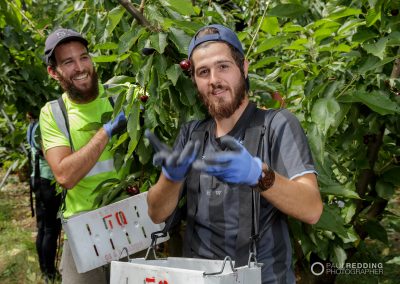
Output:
top-left (103, 111), bottom-right (127, 138)
top-left (145, 129), bottom-right (200, 182)
top-left (193, 136), bottom-right (262, 185)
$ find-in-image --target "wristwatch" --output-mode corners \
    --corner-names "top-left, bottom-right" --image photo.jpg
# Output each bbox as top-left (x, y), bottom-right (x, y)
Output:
top-left (252, 165), bottom-right (275, 192)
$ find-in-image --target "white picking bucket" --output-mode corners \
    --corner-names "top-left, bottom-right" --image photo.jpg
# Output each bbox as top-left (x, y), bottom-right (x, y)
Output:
top-left (110, 256), bottom-right (262, 284)
top-left (62, 192), bottom-right (169, 273)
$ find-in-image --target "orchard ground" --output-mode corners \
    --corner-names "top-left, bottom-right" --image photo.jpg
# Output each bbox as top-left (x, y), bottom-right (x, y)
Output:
top-left (0, 170), bottom-right (398, 284)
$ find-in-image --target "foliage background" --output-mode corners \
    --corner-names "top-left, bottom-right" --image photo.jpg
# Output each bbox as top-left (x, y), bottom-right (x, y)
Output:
top-left (1, 0), bottom-right (399, 283)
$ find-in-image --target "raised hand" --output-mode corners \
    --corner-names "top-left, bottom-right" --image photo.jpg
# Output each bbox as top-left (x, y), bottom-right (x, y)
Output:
top-left (145, 129), bottom-right (200, 182)
top-left (193, 136), bottom-right (262, 185)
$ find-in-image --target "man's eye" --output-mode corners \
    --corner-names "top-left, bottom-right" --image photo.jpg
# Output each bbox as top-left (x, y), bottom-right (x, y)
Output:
top-left (198, 69), bottom-right (208, 76)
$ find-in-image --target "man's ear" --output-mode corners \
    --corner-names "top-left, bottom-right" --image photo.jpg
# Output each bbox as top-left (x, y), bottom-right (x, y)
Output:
top-left (47, 66), bottom-right (60, 81)
top-left (243, 59), bottom-right (249, 77)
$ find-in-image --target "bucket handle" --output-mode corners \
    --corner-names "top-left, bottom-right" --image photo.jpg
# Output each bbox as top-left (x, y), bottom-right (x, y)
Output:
top-left (144, 230), bottom-right (167, 260)
top-left (203, 256), bottom-right (237, 276)
top-left (119, 247), bottom-right (132, 262)
top-left (247, 252), bottom-right (263, 268)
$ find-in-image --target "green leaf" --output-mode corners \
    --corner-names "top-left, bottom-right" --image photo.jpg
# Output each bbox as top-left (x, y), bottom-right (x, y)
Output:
top-left (249, 57), bottom-right (280, 70)
top-left (255, 36), bottom-right (288, 54)
top-left (118, 53), bottom-right (130, 62)
top-left (342, 204), bottom-right (357, 224)
top-left (307, 124), bottom-right (325, 166)
top-left (366, 8), bottom-right (380, 27)
top-left (92, 54), bottom-right (118, 63)
top-left (168, 27), bottom-right (192, 55)
top-left (320, 184), bottom-right (360, 199)
top-left (387, 31), bottom-right (400, 46)
top-left (327, 8), bottom-right (361, 20)
top-left (311, 97), bottom-right (341, 136)
top-left (267, 4), bottom-right (307, 18)
top-left (175, 76), bottom-right (197, 106)
top-left (332, 44), bottom-right (351, 53)
top-left (261, 16), bottom-right (280, 35)
top-left (113, 150), bottom-right (125, 172)
top-left (352, 28), bottom-right (378, 43)
top-left (375, 180), bottom-right (395, 200)
top-left (337, 19), bottom-right (365, 37)
top-left (105, 5), bottom-right (125, 37)
top-left (313, 27), bottom-right (337, 43)
top-left (386, 256), bottom-right (400, 265)
top-left (282, 23), bottom-right (305, 33)
top-left (78, 122), bottom-right (102, 131)
top-left (249, 74), bottom-right (282, 93)
top-left (118, 28), bottom-right (145, 54)
top-left (166, 64), bottom-right (182, 86)
top-left (363, 220), bottom-right (388, 244)
top-left (105, 76), bottom-right (136, 85)
top-left (352, 91), bottom-right (400, 115)
top-left (150, 33), bottom-right (168, 54)
top-left (332, 245), bottom-right (347, 267)
top-left (382, 166), bottom-right (400, 186)
top-left (90, 178), bottom-right (120, 195)
top-left (127, 101), bottom-right (140, 146)
top-left (363, 38), bottom-right (388, 60)
top-left (111, 132), bottom-right (129, 151)
top-left (137, 54), bottom-right (154, 87)
top-left (314, 206), bottom-right (348, 238)
top-left (163, 0), bottom-right (195, 16)
top-left (74, 1), bottom-right (85, 11)
top-left (94, 42), bottom-right (118, 50)
top-left (357, 56), bottom-right (397, 74)
top-left (137, 139), bottom-right (151, 164)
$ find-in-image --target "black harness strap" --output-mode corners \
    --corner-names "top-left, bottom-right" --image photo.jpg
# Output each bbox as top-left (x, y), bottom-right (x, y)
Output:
top-left (182, 120), bottom-right (210, 256)
top-left (235, 109), bottom-right (267, 266)
top-left (28, 123), bottom-right (36, 217)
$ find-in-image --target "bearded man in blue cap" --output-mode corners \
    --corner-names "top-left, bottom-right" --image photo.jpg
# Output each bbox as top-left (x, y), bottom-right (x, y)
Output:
top-left (146, 24), bottom-right (323, 284)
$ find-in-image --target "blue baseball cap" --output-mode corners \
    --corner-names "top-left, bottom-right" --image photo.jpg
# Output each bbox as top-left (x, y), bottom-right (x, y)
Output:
top-left (44, 28), bottom-right (88, 65)
top-left (187, 24), bottom-right (244, 59)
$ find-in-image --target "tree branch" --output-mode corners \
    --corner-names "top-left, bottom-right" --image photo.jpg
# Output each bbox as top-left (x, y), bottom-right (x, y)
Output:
top-left (139, 0), bottom-right (145, 13)
top-left (117, 0), bottom-right (154, 30)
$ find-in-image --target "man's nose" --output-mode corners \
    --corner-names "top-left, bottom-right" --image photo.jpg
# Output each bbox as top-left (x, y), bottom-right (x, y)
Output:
top-left (209, 69), bottom-right (220, 86)
top-left (74, 60), bottom-right (84, 71)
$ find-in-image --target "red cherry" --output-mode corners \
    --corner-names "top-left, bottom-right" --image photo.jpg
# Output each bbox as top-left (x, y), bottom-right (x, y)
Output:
top-left (126, 186), bottom-right (139, 196)
top-left (140, 95), bottom-right (149, 103)
top-left (179, 59), bottom-right (191, 70)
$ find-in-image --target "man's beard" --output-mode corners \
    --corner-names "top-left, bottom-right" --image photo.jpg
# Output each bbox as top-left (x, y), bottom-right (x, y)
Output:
top-left (57, 70), bottom-right (99, 103)
top-left (198, 76), bottom-right (246, 120)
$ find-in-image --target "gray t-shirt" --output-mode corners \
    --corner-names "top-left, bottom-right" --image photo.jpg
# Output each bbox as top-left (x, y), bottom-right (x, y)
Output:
top-left (173, 103), bottom-right (316, 284)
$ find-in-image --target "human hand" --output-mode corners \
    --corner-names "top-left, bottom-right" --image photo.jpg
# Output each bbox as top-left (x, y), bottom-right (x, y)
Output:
top-left (193, 136), bottom-right (262, 185)
top-left (103, 111), bottom-right (127, 138)
top-left (145, 129), bottom-right (200, 182)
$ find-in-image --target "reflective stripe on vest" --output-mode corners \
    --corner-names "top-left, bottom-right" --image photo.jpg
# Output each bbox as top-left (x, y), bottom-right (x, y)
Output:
top-left (49, 100), bottom-right (75, 151)
top-left (86, 158), bottom-right (114, 177)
